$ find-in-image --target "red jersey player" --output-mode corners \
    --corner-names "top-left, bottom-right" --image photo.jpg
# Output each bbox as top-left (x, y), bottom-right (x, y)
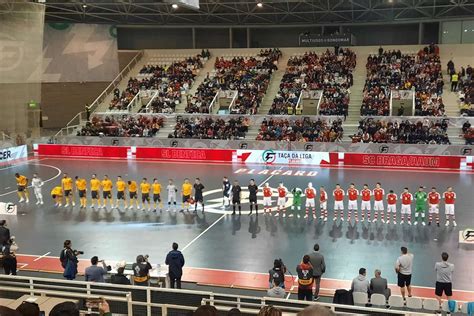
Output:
top-left (276, 182), bottom-right (288, 217)
top-left (360, 184), bottom-right (371, 222)
top-left (386, 190), bottom-right (397, 224)
top-left (333, 184), bottom-right (345, 221)
top-left (428, 187), bottom-right (441, 227)
top-left (319, 186), bottom-right (328, 221)
top-left (304, 182), bottom-right (317, 219)
top-left (347, 183), bottom-right (359, 222)
top-left (373, 182), bottom-right (385, 223)
top-left (443, 186), bottom-right (457, 226)
top-left (400, 188), bottom-right (413, 225)
top-left (262, 183), bottom-right (272, 214)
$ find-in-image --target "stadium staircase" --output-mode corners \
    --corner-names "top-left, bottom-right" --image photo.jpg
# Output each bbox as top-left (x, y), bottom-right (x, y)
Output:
top-left (441, 73), bottom-right (464, 145)
top-left (341, 52), bottom-right (369, 140)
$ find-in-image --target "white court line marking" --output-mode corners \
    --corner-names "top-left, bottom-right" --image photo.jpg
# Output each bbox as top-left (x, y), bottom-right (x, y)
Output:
top-left (181, 167), bottom-right (283, 252)
top-left (33, 252), bottom-right (51, 262)
top-left (0, 163), bottom-right (62, 197)
top-left (181, 214), bottom-right (226, 252)
top-left (4, 187), bottom-right (10, 189)
top-left (0, 158), bottom-right (46, 171)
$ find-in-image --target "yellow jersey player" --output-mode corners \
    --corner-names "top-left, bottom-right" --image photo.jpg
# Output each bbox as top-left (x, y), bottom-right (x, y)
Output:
top-left (140, 178), bottom-right (152, 211)
top-left (101, 175), bottom-right (113, 208)
top-left (152, 178), bottom-right (163, 212)
top-left (127, 180), bottom-right (139, 210)
top-left (51, 186), bottom-right (63, 207)
top-left (15, 173), bottom-right (29, 203)
top-left (90, 174), bottom-right (101, 209)
top-left (75, 176), bottom-right (87, 209)
top-left (61, 173), bottom-right (75, 207)
top-left (181, 178), bottom-right (193, 212)
top-left (115, 176), bottom-right (127, 209)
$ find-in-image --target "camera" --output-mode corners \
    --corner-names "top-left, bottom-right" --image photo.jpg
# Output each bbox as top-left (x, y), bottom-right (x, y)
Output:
top-left (74, 250), bottom-right (84, 255)
top-left (144, 254), bottom-right (149, 260)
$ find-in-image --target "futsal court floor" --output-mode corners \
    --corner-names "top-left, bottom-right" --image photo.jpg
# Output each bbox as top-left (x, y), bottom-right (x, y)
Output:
top-left (1, 156), bottom-right (473, 300)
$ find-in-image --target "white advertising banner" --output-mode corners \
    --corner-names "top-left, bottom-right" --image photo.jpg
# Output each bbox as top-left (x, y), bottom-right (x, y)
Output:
top-left (0, 202), bottom-right (17, 216)
top-left (0, 145), bottom-right (27, 162)
top-left (234, 149), bottom-right (330, 165)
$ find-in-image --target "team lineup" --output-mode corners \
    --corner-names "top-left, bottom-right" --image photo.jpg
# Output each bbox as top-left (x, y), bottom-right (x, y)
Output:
top-left (14, 172), bottom-right (457, 227)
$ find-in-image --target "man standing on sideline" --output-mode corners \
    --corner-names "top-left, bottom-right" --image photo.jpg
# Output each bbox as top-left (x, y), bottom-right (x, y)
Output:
top-left (395, 246), bottom-right (414, 299)
top-left (0, 220), bottom-right (11, 246)
top-left (165, 242), bottom-right (185, 289)
top-left (435, 252), bottom-right (454, 305)
top-left (307, 244), bottom-right (326, 301)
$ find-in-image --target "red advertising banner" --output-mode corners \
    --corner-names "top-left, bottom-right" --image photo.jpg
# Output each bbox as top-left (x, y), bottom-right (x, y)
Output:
top-left (343, 153), bottom-right (463, 170)
top-left (135, 147), bottom-right (235, 162)
top-left (36, 144), bottom-right (129, 158)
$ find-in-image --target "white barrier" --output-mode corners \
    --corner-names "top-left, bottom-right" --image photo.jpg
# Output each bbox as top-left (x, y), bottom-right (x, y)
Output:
top-left (0, 145), bottom-right (27, 163)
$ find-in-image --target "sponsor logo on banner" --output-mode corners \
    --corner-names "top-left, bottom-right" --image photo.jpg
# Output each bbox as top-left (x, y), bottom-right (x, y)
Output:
top-left (462, 228), bottom-right (474, 242)
top-left (235, 150), bottom-right (330, 166)
top-left (0, 202), bottom-right (17, 215)
top-left (0, 145), bottom-right (27, 162)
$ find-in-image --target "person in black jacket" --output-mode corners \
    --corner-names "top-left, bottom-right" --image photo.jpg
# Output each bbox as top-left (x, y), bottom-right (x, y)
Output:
top-left (0, 220), bottom-right (10, 246)
top-left (111, 266), bottom-right (131, 285)
top-left (165, 242), bottom-right (185, 289)
top-left (132, 255), bottom-right (152, 286)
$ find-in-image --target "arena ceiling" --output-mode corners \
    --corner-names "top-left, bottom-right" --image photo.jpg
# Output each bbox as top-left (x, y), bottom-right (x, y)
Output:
top-left (33, 0), bottom-right (474, 25)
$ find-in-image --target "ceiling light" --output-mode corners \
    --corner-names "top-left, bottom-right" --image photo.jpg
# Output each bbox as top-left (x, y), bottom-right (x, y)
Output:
top-left (82, 3), bottom-right (87, 8)
top-left (172, 3), bottom-right (179, 9)
top-left (257, 2), bottom-right (263, 8)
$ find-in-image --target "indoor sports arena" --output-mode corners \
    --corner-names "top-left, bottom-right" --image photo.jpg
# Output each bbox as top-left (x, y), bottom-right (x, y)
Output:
top-left (0, 1), bottom-right (473, 315)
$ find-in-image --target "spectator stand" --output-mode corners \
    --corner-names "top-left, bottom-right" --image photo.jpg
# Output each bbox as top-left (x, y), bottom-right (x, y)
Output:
top-left (76, 113), bottom-right (167, 137)
top-left (390, 89), bottom-right (416, 116)
top-left (351, 116), bottom-right (452, 144)
top-left (458, 66), bottom-right (473, 117)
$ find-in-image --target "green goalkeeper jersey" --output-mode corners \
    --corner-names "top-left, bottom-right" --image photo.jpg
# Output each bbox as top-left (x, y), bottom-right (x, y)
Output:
top-left (292, 188), bottom-right (303, 206)
top-left (414, 191), bottom-right (427, 206)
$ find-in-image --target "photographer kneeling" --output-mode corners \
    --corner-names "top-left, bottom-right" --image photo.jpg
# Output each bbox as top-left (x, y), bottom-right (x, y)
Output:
top-left (268, 259), bottom-right (287, 289)
top-left (85, 256), bottom-right (110, 283)
top-left (132, 255), bottom-right (152, 286)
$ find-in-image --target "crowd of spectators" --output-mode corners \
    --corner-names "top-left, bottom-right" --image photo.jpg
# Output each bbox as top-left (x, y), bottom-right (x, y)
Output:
top-left (109, 55), bottom-right (203, 112)
top-left (361, 45), bottom-right (445, 117)
top-left (77, 115), bottom-right (164, 137)
top-left (269, 48), bottom-right (355, 116)
top-left (351, 118), bottom-right (450, 144)
top-left (169, 116), bottom-right (250, 140)
top-left (186, 49), bottom-right (281, 114)
top-left (256, 117), bottom-right (343, 142)
top-left (457, 65), bottom-right (473, 116)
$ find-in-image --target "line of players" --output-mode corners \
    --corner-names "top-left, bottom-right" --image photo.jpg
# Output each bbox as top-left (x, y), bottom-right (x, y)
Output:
top-left (16, 173), bottom-right (457, 226)
top-left (15, 173), bottom-right (206, 213)
top-left (230, 181), bottom-right (457, 227)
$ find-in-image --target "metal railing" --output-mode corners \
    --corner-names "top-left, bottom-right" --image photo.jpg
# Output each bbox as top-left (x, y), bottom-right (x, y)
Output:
top-left (54, 50), bottom-right (144, 137)
top-left (0, 274), bottom-right (443, 316)
top-left (228, 90), bottom-right (239, 113)
top-left (295, 90), bottom-right (304, 114)
top-left (144, 90), bottom-right (160, 113)
top-left (208, 91), bottom-right (220, 114)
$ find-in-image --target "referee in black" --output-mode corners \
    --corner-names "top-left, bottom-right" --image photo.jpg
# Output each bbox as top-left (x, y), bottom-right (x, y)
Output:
top-left (231, 180), bottom-right (242, 216)
top-left (193, 178), bottom-right (205, 213)
top-left (248, 179), bottom-right (258, 216)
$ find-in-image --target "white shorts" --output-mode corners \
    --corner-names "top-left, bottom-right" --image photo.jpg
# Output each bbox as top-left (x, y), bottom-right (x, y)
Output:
top-left (387, 204), bottom-right (396, 213)
top-left (263, 197), bottom-right (272, 206)
top-left (374, 200), bottom-right (384, 211)
top-left (306, 198), bottom-right (315, 208)
top-left (348, 200), bottom-right (358, 210)
top-left (334, 201), bottom-right (344, 210)
top-left (277, 197), bottom-right (286, 207)
top-left (361, 201), bottom-right (371, 211)
top-left (320, 201), bottom-right (327, 210)
top-left (429, 204), bottom-right (439, 214)
top-left (168, 193), bottom-right (176, 203)
top-left (401, 205), bottom-right (411, 214)
top-left (445, 204), bottom-right (455, 215)
top-left (33, 187), bottom-right (42, 194)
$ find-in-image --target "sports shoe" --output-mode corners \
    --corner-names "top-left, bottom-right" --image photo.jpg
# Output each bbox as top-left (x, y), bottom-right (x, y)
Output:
top-left (304, 214), bottom-right (308, 219)
top-left (40, 201), bottom-right (43, 205)
top-left (313, 214), bottom-right (317, 219)
top-left (445, 221), bottom-right (449, 226)
top-left (297, 214), bottom-right (301, 219)
top-left (282, 213), bottom-right (286, 218)
top-left (386, 220), bottom-right (390, 225)
top-left (407, 221), bottom-right (412, 225)
top-left (414, 221), bottom-right (418, 225)
top-left (381, 219), bottom-right (385, 224)
top-left (333, 217), bottom-right (337, 221)
top-left (422, 222), bottom-right (426, 226)
top-left (65, 204), bottom-right (69, 207)
top-left (25, 199), bottom-right (29, 203)
top-left (340, 217), bottom-right (345, 222)
top-left (274, 213), bottom-right (279, 217)
top-left (72, 202), bottom-right (76, 206)
top-left (19, 198), bottom-right (25, 202)
top-left (400, 220), bottom-right (404, 225)
top-left (453, 221), bottom-right (457, 227)
top-left (36, 201), bottom-right (40, 205)
top-left (323, 217), bottom-right (327, 222)
top-left (372, 218), bottom-right (377, 223)
top-left (313, 296), bottom-right (320, 301)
